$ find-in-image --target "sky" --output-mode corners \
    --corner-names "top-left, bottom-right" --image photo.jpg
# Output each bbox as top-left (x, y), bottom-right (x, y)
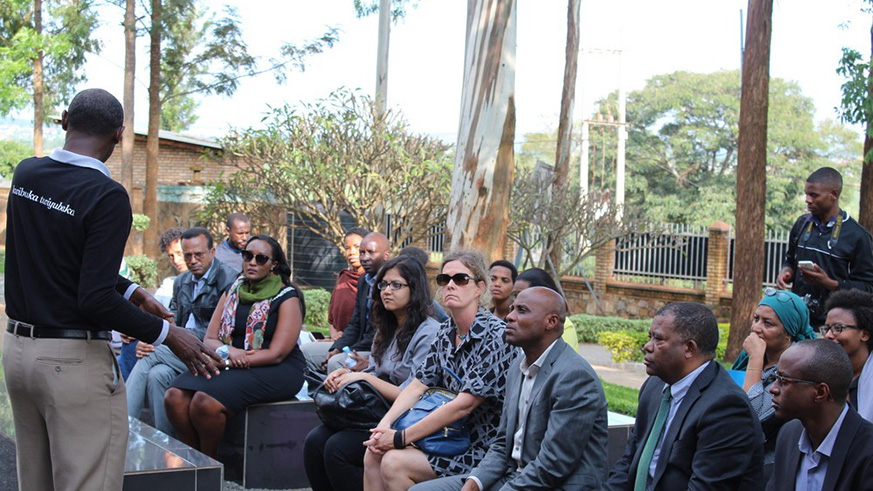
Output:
top-left (12, 0), bottom-right (873, 144)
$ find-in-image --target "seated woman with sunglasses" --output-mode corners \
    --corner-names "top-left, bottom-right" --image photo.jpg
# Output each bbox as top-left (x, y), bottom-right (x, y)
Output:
top-left (362, 250), bottom-right (517, 491)
top-left (303, 256), bottom-right (440, 491)
top-left (164, 234), bottom-right (306, 457)
top-left (731, 288), bottom-right (816, 476)
top-left (822, 289), bottom-right (873, 421)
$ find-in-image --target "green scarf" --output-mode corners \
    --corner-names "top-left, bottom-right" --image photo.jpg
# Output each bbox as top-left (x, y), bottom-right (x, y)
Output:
top-left (238, 273), bottom-right (284, 304)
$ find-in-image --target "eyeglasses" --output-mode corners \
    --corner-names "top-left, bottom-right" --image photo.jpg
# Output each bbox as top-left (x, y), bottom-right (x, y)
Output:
top-left (764, 287), bottom-right (793, 303)
top-left (183, 251), bottom-right (208, 261)
top-left (774, 371), bottom-right (819, 387)
top-left (377, 280), bottom-right (409, 291)
top-left (241, 250), bottom-right (272, 266)
top-left (821, 323), bottom-right (859, 335)
top-left (435, 273), bottom-right (477, 287)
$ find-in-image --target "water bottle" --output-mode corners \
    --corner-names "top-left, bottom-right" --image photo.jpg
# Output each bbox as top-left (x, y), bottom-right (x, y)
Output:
top-left (216, 345), bottom-right (230, 370)
top-left (341, 346), bottom-right (357, 368)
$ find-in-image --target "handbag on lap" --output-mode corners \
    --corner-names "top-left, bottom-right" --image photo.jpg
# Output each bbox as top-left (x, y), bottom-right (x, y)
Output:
top-left (391, 366), bottom-right (471, 457)
top-left (308, 370), bottom-right (391, 431)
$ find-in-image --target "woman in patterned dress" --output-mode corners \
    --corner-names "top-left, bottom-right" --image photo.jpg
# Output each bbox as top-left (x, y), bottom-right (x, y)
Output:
top-left (362, 250), bottom-right (518, 491)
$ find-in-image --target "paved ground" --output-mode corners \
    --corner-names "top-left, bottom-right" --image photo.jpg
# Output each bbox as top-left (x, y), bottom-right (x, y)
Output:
top-left (578, 343), bottom-right (648, 390)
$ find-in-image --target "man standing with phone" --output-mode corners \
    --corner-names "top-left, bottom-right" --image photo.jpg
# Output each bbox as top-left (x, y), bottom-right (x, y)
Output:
top-left (777, 167), bottom-right (873, 327)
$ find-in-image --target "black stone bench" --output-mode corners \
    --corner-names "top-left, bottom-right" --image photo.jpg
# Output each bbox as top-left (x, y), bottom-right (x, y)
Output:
top-left (217, 399), bottom-right (321, 490)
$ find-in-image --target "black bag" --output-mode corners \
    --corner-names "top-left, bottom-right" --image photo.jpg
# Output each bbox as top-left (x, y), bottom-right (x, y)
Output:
top-left (309, 370), bottom-right (391, 431)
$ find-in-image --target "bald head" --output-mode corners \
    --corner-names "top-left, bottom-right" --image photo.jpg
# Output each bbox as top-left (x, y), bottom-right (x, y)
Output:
top-left (524, 287), bottom-right (567, 326)
top-left (359, 232), bottom-right (391, 274)
top-left (505, 287), bottom-right (566, 354)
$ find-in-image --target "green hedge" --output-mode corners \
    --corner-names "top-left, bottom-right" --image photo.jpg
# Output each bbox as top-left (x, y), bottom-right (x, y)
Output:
top-left (593, 318), bottom-right (731, 364)
top-left (302, 288), bottom-right (331, 332)
top-left (570, 313), bottom-right (650, 343)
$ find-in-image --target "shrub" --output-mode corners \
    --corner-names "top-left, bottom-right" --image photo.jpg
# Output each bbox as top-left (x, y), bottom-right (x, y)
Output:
top-left (571, 313), bottom-right (650, 343)
top-left (131, 214), bottom-right (151, 233)
top-left (597, 330), bottom-right (649, 363)
top-left (303, 288), bottom-right (331, 331)
top-left (125, 255), bottom-right (158, 288)
top-left (717, 323), bottom-right (729, 361)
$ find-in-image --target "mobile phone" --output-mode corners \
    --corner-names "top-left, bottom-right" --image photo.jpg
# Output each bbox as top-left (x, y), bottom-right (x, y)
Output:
top-left (798, 260), bottom-right (815, 270)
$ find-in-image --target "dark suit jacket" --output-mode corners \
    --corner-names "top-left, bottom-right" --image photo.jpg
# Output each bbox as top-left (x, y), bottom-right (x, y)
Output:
top-left (170, 258), bottom-right (238, 340)
top-left (330, 274), bottom-right (374, 352)
top-left (767, 407), bottom-right (873, 491)
top-left (604, 361), bottom-right (765, 491)
top-left (468, 340), bottom-right (608, 490)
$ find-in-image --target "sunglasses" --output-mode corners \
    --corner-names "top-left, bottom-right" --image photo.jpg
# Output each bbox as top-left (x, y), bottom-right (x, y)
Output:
top-left (763, 287), bottom-right (793, 303)
top-left (377, 281), bottom-right (409, 291)
top-left (774, 371), bottom-right (818, 387)
top-left (435, 273), bottom-right (477, 287)
top-left (821, 323), bottom-right (859, 335)
top-left (241, 250), bottom-right (272, 266)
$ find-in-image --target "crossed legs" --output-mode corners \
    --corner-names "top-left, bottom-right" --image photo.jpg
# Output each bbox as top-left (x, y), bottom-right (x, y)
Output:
top-left (363, 446), bottom-right (437, 491)
top-left (164, 388), bottom-right (232, 457)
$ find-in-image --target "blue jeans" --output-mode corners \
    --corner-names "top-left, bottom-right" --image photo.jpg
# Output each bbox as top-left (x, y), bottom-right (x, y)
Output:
top-left (125, 345), bottom-right (187, 436)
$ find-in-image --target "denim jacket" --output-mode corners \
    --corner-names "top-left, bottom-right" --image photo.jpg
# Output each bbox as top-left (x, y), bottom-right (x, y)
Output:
top-left (169, 258), bottom-right (239, 340)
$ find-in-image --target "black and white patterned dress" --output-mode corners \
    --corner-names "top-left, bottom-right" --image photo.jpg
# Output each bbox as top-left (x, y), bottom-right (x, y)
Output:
top-left (413, 308), bottom-right (519, 477)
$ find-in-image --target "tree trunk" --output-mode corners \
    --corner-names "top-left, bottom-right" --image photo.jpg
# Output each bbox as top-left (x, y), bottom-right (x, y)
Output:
top-left (858, 20), bottom-right (873, 233)
top-left (374, 0), bottom-right (391, 119)
top-left (32, 0), bottom-right (44, 157)
top-left (446, 0), bottom-right (516, 263)
top-left (123, 0), bottom-right (139, 255)
top-left (727, 0), bottom-right (773, 361)
top-left (144, 0), bottom-right (162, 258)
top-left (547, 0), bottom-right (581, 275)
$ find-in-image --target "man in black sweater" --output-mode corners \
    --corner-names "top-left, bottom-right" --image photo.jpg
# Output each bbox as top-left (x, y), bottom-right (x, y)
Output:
top-left (777, 167), bottom-right (873, 327)
top-left (2, 88), bottom-right (221, 491)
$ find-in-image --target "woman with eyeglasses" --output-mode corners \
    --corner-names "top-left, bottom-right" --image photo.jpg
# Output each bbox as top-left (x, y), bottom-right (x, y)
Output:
top-left (731, 288), bottom-right (817, 476)
top-left (303, 256), bottom-right (440, 491)
top-left (362, 250), bottom-right (516, 491)
top-left (164, 234), bottom-right (306, 457)
top-left (822, 289), bottom-right (873, 421)
top-left (511, 268), bottom-right (580, 353)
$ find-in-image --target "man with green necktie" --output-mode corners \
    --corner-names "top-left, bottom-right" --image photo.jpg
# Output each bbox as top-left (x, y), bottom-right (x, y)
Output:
top-left (604, 302), bottom-right (765, 491)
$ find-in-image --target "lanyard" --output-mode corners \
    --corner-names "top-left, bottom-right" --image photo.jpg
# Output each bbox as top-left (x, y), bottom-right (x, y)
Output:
top-left (799, 213), bottom-right (843, 251)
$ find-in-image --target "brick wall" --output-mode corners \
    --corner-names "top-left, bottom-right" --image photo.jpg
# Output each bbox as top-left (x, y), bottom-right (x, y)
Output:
top-left (104, 134), bottom-right (225, 187)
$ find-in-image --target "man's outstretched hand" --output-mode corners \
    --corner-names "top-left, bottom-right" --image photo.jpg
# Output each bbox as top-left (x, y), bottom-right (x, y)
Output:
top-left (164, 325), bottom-right (221, 378)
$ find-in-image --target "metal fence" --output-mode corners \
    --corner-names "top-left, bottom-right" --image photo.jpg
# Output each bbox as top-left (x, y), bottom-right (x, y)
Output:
top-left (613, 224), bottom-right (709, 283)
top-left (728, 229), bottom-right (791, 287)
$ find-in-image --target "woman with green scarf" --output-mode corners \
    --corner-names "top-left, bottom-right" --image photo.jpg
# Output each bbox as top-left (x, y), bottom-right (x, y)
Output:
top-left (731, 288), bottom-right (817, 478)
top-left (165, 234), bottom-right (306, 458)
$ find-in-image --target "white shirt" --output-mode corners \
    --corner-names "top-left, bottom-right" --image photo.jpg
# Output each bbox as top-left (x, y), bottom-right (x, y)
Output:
top-left (649, 361), bottom-right (712, 481)
top-left (795, 404), bottom-right (849, 491)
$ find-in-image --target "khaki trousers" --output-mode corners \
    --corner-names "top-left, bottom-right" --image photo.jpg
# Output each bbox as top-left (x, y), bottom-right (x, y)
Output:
top-left (2, 331), bottom-right (128, 491)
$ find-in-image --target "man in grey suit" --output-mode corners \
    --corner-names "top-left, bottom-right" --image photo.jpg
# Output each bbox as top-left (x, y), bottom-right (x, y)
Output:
top-left (767, 339), bottom-right (873, 491)
top-left (411, 287), bottom-right (608, 491)
top-left (604, 302), bottom-right (764, 491)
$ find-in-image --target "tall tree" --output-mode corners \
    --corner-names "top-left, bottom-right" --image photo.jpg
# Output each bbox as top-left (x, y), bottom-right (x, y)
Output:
top-left (144, 0), bottom-right (162, 257)
top-left (727, 0), bottom-right (773, 361)
top-left (447, 0), bottom-right (517, 261)
top-left (121, 0), bottom-right (135, 196)
top-left (546, 0), bottom-right (580, 274)
top-left (837, 1), bottom-right (873, 232)
top-left (0, 0), bottom-right (99, 155)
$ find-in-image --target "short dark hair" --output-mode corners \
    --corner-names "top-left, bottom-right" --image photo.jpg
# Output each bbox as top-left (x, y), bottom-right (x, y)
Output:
top-left (825, 289), bottom-right (873, 350)
top-left (794, 339), bottom-right (853, 402)
top-left (807, 167), bottom-right (843, 192)
top-left (517, 267), bottom-right (559, 291)
top-left (345, 227), bottom-right (371, 239)
top-left (66, 89), bottom-right (124, 137)
top-left (656, 302), bottom-right (719, 357)
top-left (225, 212), bottom-right (250, 229)
top-left (399, 246), bottom-right (430, 268)
top-left (490, 260), bottom-right (518, 282)
top-left (181, 227), bottom-right (214, 249)
top-left (159, 227), bottom-right (185, 253)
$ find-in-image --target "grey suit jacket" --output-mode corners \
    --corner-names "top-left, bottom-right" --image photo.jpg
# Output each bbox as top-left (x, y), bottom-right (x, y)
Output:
top-left (170, 258), bottom-right (238, 340)
top-left (468, 339), bottom-right (608, 490)
top-left (767, 407), bottom-right (873, 491)
top-left (604, 361), bottom-right (764, 491)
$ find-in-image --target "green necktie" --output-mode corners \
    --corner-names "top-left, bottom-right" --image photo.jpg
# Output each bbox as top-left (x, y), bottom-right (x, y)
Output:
top-left (633, 389), bottom-right (672, 491)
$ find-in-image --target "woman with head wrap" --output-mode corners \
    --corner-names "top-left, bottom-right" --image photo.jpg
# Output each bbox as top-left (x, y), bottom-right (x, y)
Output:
top-left (732, 288), bottom-right (817, 477)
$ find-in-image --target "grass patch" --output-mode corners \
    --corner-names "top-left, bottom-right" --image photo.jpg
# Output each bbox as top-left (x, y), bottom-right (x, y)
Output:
top-left (602, 380), bottom-right (639, 417)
